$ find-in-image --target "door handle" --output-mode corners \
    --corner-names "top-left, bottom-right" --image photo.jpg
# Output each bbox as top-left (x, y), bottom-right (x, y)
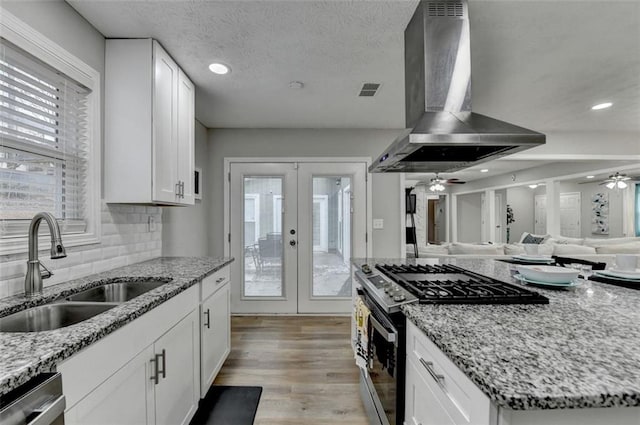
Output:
top-left (289, 240), bottom-right (297, 247)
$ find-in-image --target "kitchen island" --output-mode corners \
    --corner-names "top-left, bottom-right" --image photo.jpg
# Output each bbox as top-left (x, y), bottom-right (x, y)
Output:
top-left (0, 256), bottom-right (233, 396)
top-left (353, 257), bottom-right (640, 424)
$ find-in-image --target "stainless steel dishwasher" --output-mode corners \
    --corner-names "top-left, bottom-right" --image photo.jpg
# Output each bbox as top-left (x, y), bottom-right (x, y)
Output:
top-left (0, 373), bottom-right (65, 425)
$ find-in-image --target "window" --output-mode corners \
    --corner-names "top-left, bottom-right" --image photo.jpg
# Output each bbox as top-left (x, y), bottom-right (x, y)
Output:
top-left (0, 10), bottom-right (100, 254)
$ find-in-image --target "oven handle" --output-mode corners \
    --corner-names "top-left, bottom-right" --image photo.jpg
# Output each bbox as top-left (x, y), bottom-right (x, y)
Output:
top-left (369, 314), bottom-right (397, 346)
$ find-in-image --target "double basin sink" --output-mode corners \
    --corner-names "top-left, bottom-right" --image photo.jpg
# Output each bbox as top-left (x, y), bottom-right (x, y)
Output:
top-left (0, 280), bottom-right (170, 333)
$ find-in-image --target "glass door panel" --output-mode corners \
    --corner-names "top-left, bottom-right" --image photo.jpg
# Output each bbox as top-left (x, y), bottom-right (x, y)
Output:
top-left (243, 177), bottom-right (283, 297)
top-left (297, 162), bottom-right (367, 314)
top-left (311, 176), bottom-right (351, 297)
top-left (229, 163), bottom-right (297, 314)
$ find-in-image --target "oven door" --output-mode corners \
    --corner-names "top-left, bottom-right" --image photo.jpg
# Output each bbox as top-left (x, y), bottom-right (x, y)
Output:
top-left (357, 290), bottom-right (400, 425)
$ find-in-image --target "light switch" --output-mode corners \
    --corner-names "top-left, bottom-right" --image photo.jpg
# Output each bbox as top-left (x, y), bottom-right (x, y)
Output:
top-left (373, 219), bottom-right (384, 229)
top-left (148, 216), bottom-right (156, 232)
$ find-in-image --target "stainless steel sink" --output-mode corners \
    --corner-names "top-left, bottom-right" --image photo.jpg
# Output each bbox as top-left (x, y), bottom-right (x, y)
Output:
top-left (0, 303), bottom-right (116, 333)
top-left (66, 280), bottom-right (168, 303)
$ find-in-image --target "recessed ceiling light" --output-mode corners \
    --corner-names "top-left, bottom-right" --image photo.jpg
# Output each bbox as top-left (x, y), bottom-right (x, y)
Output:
top-left (591, 102), bottom-right (612, 110)
top-left (480, 169), bottom-right (489, 173)
top-left (288, 81), bottom-right (304, 89)
top-left (208, 63), bottom-right (230, 75)
top-left (528, 184), bottom-right (538, 189)
top-left (586, 175), bottom-right (595, 179)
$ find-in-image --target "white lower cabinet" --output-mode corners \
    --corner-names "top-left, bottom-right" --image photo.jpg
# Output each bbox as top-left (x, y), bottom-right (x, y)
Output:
top-left (153, 309), bottom-right (200, 425)
top-left (200, 278), bottom-right (230, 397)
top-left (406, 358), bottom-right (457, 425)
top-left (405, 320), bottom-right (492, 425)
top-left (405, 320), bottom-right (640, 425)
top-left (60, 285), bottom-right (200, 425)
top-left (64, 346), bottom-right (155, 425)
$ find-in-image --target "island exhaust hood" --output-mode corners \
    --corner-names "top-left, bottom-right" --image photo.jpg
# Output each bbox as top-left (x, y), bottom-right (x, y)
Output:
top-left (370, 0), bottom-right (545, 173)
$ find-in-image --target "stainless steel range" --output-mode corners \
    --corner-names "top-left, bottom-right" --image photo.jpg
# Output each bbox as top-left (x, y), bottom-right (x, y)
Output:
top-left (353, 263), bottom-right (548, 425)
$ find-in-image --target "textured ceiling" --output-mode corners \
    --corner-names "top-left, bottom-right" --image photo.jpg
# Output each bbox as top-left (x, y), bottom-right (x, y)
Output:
top-left (67, 0), bottom-right (640, 132)
top-left (68, 0), bottom-right (417, 129)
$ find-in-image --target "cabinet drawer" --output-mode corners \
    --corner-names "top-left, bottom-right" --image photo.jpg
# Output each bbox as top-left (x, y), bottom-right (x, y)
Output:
top-left (201, 266), bottom-right (230, 300)
top-left (406, 320), bottom-right (491, 425)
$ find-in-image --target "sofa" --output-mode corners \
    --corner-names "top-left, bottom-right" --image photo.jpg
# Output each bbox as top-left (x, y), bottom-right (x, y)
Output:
top-left (413, 232), bottom-right (640, 266)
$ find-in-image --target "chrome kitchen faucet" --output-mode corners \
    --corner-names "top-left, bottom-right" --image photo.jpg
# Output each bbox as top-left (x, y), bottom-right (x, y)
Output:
top-left (25, 212), bottom-right (67, 295)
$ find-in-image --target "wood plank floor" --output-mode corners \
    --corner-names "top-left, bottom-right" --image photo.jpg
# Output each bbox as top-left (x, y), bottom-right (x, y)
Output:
top-left (213, 316), bottom-right (369, 425)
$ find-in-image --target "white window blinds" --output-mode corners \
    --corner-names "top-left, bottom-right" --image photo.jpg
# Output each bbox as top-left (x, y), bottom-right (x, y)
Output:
top-left (0, 37), bottom-right (91, 235)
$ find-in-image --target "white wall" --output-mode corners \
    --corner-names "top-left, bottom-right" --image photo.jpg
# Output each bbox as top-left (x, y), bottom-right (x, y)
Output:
top-left (206, 128), bottom-right (404, 259)
top-left (559, 181), bottom-right (625, 238)
top-left (506, 186), bottom-right (534, 243)
top-left (457, 192), bottom-right (482, 242)
top-left (162, 121), bottom-right (210, 256)
top-left (0, 1), bottom-right (163, 299)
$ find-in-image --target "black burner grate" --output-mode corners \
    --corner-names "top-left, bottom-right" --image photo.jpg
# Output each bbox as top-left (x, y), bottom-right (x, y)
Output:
top-left (376, 263), bottom-right (548, 305)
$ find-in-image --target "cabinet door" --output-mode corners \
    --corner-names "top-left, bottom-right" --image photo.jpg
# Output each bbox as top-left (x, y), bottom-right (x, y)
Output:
top-left (200, 282), bottom-right (231, 397)
top-left (177, 69), bottom-right (195, 205)
top-left (154, 310), bottom-right (199, 425)
top-left (405, 358), bottom-right (456, 425)
top-left (65, 346), bottom-right (155, 425)
top-left (152, 41), bottom-right (179, 203)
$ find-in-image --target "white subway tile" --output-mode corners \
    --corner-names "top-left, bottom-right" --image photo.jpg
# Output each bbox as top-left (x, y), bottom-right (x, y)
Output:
top-left (101, 211), bottom-right (114, 224)
top-left (68, 263), bottom-right (93, 280)
top-left (102, 223), bottom-right (118, 235)
top-left (47, 268), bottom-right (70, 286)
top-left (82, 248), bottom-right (103, 263)
top-left (0, 260), bottom-right (26, 279)
top-left (7, 278), bottom-right (23, 298)
top-left (102, 246), bottom-right (120, 260)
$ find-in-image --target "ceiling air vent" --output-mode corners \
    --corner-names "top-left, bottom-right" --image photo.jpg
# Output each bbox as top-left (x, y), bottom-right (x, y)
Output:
top-left (359, 83), bottom-right (381, 97)
top-left (427, 2), bottom-right (464, 17)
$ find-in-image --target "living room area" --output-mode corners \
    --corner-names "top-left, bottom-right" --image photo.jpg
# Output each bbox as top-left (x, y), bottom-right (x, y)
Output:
top-left (404, 158), bottom-right (640, 260)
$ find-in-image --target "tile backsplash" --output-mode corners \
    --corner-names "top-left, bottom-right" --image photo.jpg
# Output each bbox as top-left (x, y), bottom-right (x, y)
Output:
top-left (0, 203), bottom-right (162, 299)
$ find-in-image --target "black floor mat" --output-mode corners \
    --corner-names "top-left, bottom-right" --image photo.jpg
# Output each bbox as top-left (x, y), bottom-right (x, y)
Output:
top-left (190, 386), bottom-right (262, 425)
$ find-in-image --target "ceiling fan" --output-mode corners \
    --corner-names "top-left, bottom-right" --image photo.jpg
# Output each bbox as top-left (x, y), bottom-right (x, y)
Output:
top-left (417, 173), bottom-right (466, 192)
top-left (582, 172), bottom-right (640, 189)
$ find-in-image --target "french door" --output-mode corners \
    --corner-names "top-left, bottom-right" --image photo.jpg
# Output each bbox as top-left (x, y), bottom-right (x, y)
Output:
top-left (228, 161), bottom-right (367, 314)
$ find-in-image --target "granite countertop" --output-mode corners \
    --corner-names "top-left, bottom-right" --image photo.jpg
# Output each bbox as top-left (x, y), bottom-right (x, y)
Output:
top-left (0, 256), bottom-right (233, 396)
top-left (353, 257), bottom-right (640, 411)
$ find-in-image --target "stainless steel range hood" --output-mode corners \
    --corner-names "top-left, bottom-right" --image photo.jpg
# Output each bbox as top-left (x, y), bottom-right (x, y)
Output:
top-left (370, 0), bottom-right (545, 173)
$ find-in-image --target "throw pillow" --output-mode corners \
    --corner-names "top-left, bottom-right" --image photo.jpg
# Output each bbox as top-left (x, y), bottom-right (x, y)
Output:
top-left (522, 233), bottom-right (546, 244)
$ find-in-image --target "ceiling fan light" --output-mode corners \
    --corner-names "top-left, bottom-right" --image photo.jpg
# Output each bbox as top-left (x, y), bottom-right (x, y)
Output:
top-left (429, 185), bottom-right (436, 192)
top-left (617, 181), bottom-right (628, 189)
top-left (606, 182), bottom-right (616, 189)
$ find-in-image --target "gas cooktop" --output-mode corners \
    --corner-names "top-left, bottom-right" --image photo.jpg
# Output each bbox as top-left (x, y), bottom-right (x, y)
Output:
top-left (373, 263), bottom-right (548, 305)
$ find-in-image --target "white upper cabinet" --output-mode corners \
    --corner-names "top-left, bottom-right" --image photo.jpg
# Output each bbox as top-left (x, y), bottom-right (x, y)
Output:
top-left (105, 39), bottom-right (194, 205)
top-left (177, 69), bottom-right (195, 204)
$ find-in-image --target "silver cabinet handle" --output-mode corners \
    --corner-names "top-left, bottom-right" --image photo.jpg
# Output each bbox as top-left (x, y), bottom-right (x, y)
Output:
top-left (419, 357), bottom-right (445, 388)
top-left (175, 182), bottom-right (181, 197)
top-left (159, 348), bottom-right (167, 379)
top-left (150, 355), bottom-right (159, 385)
top-left (27, 395), bottom-right (66, 425)
top-left (204, 309), bottom-right (210, 329)
top-left (215, 277), bottom-right (225, 284)
top-left (180, 181), bottom-right (185, 197)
